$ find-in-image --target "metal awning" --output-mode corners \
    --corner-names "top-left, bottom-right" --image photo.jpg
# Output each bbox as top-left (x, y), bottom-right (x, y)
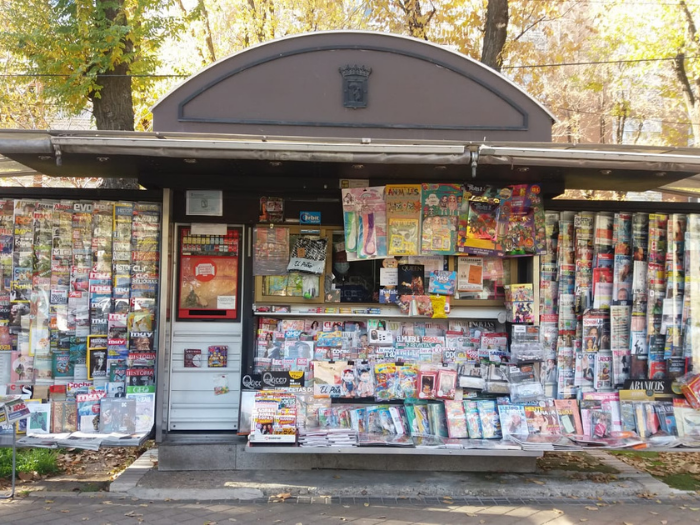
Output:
top-left (0, 129), bottom-right (699, 193)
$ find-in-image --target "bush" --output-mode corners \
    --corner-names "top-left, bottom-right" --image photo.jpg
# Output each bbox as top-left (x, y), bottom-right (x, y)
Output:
top-left (0, 448), bottom-right (60, 478)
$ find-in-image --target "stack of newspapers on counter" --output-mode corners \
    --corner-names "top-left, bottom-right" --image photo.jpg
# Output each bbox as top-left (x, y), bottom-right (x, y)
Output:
top-left (298, 429), bottom-right (358, 447)
top-left (507, 434), bottom-right (580, 451)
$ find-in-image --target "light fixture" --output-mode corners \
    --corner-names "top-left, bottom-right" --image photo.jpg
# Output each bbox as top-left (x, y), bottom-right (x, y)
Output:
top-left (434, 165), bottom-right (447, 170)
top-left (183, 158), bottom-right (197, 164)
top-left (656, 171), bottom-right (667, 177)
top-left (516, 166), bottom-right (530, 172)
top-left (600, 169), bottom-right (612, 175)
top-left (269, 161), bottom-right (282, 167)
top-left (97, 157), bottom-right (109, 163)
top-left (38, 155), bottom-right (52, 161)
top-left (352, 164), bottom-right (364, 170)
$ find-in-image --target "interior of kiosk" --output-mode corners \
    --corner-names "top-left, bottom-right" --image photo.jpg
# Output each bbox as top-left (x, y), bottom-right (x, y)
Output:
top-left (160, 158), bottom-right (700, 459)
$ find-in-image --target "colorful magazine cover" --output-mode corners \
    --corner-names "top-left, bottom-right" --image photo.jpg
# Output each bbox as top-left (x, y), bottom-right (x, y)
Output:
top-left (498, 404), bottom-right (529, 439)
top-left (341, 186), bottom-right (387, 261)
top-left (385, 184), bottom-right (422, 256)
top-left (476, 399), bottom-right (502, 439)
top-left (444, 399), bottom-right (468, 438)
top-left (497, 184), bottom-right (546, 256)
top-left (420, 183), bottom-right (462, 255)
top-left (553, 399), bottom-right (583, 435)
top-left (457, 184), bottom-right (504, 257)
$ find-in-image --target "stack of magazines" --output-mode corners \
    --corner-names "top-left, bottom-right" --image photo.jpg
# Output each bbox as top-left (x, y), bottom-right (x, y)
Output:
top-left (357, 433), bottom-right (414, 447)
top-left (508, 434), bottom-right (579, 451)
top-left (298, 429), bottom-right (358, 447)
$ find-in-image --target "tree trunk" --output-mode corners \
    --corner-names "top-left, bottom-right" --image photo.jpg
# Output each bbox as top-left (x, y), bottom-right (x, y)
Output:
top-left (93, 0), bottom-right (139, 189)
top-left (90, 68), bottom-right (135, 131)
top-left (672, 52), bottom-right (700, 144)
top-left (481, 0), bottom-right (509, 72)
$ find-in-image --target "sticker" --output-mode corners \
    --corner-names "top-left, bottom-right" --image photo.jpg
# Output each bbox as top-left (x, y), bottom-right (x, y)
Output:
top-left (217, 296), bottom-right (236, 310)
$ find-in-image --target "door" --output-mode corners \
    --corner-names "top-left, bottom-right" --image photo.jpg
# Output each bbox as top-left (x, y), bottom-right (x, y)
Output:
top-left (167, 224), bottom-right (244, 431)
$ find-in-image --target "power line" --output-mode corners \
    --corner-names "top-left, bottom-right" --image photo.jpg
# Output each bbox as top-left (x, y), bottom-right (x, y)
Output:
top-left (0, 73), bottom-right (188, 78)
top-left (503, 55), bottom-right (698, 69)
top-left (551, 105), bottom-right (695, 126)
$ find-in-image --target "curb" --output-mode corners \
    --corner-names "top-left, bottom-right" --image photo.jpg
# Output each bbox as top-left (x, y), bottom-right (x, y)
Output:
top-left (109, 449), bottom-right (158, 494)
top-left (587, 451), bottom-right (687, 496)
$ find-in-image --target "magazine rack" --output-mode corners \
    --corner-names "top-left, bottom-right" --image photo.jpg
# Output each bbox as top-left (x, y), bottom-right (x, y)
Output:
top-left (0, 426), bottom-right (17, 499)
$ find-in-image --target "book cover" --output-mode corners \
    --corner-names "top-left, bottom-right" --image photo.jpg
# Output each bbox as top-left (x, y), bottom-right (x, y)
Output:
top-left (554, 399), bottom-right (583, 435)
top-left (208, 346), bottom-right (228, 367)
top-left (398, 264), bottom-right (425, 296)
top-left (184, 348), bottom-right (202, 368)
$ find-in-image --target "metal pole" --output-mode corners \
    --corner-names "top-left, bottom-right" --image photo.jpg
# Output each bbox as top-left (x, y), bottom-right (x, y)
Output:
top-left (1, 424), bottom-right (16, 500)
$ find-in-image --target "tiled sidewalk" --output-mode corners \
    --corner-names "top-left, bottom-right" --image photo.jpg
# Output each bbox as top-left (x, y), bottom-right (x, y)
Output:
top-left (2, 493), bottom-right (700, 525)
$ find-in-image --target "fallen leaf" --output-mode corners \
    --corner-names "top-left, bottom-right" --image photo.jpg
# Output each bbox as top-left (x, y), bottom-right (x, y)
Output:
top-left (228, 520), bottom-right (236, 523)
top-left (525, 478), bottom-right (546, 485)
top-left (45, 500), bottom-right (54, 503)
top-left (465, 513), bottom-right (477, 517)
top-left (124, 511), bottom-right (143, 518)
top-left (82, 519), bottom-right (89, 522)
top-left (204, 522), bottom-right (217, 525)
top-left (661, 521), bottom-right (668, 525)
top-left (585, 506), bottom-right (599, 511)
top-left (480, 521), bottom-right (485, 524)
top-left (691, 508), bottom-right (700, 511)
top-left (275, 493), bottom-right (291, 501)
top-left (623, 522), bottom-right (634, 525)
top-left (60, 510), bottom-right (70, 514)
top-left (364, 503), bottom-right (369, 507)
top-left (580, 520), bottom-right (588, 523)
top-left (333, 475), bottom-right (341, 479)
top-left (18, 472), bottom-right (33, 481)
top-left (650, 512), bottom-right (659, 515)
top-left (139, 504), bottom-right (148, 507)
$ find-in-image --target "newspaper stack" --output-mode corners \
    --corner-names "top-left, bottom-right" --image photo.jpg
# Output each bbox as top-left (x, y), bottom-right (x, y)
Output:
top-left (298, 429), bottom-right (358, 447)
top-left (508, 434), bottom-right (578, 451)
top-left (358, 433), bottom-right (413, 447)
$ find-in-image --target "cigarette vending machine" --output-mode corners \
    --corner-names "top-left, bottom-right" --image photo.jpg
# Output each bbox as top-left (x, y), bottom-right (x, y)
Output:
top-left (167, 224), bottom-right (244, 431)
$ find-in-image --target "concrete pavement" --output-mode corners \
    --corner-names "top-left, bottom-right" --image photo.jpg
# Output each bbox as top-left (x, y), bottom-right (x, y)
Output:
top-left (2, 492), bottom-right (700, 525)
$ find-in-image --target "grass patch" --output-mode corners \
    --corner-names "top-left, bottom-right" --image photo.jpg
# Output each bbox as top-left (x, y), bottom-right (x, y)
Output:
top-left (657, 473), bottom-right (700, 491)
top-left (0, 448), bottom-right (61, 478)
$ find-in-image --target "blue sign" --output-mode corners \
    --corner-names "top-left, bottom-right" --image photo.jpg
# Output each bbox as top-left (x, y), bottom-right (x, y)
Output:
top-left (300, 211), bottom-right (321, 225)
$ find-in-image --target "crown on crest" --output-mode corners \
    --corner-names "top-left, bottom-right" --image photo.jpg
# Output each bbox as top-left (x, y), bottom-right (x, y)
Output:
top-left (339, 65), bottom-right (372, 78)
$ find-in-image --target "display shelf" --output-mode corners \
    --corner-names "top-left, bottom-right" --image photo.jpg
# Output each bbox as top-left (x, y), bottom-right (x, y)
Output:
top-left (253, 307), bottom-right (506, 321)
top-left (245, 445), bottom-right (543, 457)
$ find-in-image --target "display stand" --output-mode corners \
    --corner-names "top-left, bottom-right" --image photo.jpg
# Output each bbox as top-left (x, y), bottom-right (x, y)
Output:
top-left (0, 427), bottom-right (17, 499)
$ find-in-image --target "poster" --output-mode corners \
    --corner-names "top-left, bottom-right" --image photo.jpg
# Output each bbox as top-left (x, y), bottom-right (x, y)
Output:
top-left (178, 226), bottom-right (241, 320)
top-left (385, 184), bottom-right (421, 256)
top-left (457, 257), bottom-right (483, 293)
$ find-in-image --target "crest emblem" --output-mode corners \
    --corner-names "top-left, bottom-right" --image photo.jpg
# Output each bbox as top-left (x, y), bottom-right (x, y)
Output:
top-left (339, 64), bottom-right (372, 108)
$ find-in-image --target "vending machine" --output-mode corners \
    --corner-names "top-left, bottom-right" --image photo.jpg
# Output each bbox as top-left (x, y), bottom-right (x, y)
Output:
top-left (167, 224), bottom-right (244, 431)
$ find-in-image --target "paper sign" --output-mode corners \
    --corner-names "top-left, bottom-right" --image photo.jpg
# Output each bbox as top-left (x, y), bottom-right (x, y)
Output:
top-left (457, 257), bottom-right (484, 292)
top-left (191, 223), bottom-right (228, 235)
top-left (217, 296), bottom-right (237, 310)
top-left (379, 268), bottom-right (398, 286)
top-left (186, 190), bottom-right (223, 216)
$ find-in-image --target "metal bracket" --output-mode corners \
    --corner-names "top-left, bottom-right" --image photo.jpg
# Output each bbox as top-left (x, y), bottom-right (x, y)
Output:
top-left (470, 149), bottom-right (479, 179)
top-left (53, 144), bottom-right (62, 167)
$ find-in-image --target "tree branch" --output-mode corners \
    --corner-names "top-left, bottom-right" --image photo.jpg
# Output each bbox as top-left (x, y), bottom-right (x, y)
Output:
top-left (673, 51), bottom-right (696, 108)
top-left (681, 0), bottom-right (700, 47)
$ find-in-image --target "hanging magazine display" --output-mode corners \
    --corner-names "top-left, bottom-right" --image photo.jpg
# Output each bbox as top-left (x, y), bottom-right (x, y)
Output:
top-left (253, 226), bottom-right (289, 276)
top-left (178, 225), bottom-right (241, 320)
top-left (341, 186), bottom-right (387, 261)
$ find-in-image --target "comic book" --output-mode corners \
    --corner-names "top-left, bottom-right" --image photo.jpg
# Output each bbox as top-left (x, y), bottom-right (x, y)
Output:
top-left (464, 400), bottom-right (483, 438)
top-left (444, 399), bottom-right (468, 438)
top-left (476, 399), bottom-right (502, 439)
top-left (375, 363), bottom-right (398, 401)
top-left (457, 184), bottom-right (504, 257)
top-left (385, 184), bottom-right (422, 256)
top-left (510, 284), bottom-right (534, 323)
top-left (554, 399), bottom-right (583, 435)
top-left (420, 183), bottom-right (462, 255)
top-left (496, 184), bottom-right (546, 256)
top-left (427, 402), bottom-right (449, 437)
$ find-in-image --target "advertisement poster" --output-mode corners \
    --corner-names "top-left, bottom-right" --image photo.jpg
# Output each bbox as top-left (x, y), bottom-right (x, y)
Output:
top-left (178, 226), bottom-right (241, 320)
